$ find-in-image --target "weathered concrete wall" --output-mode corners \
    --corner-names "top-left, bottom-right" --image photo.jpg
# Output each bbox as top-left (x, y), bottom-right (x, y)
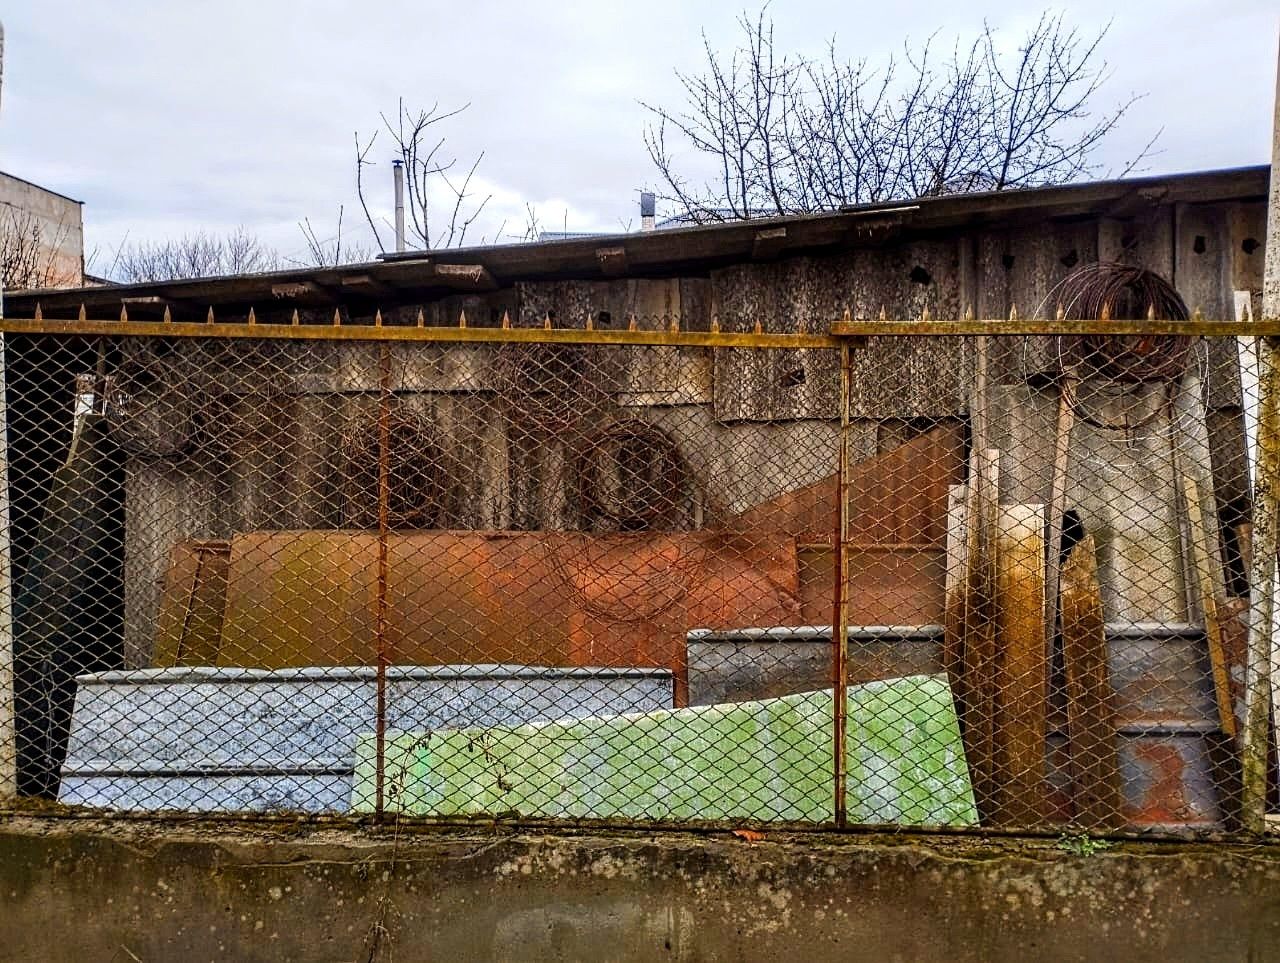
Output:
top-left (2, 815), bottom-right (1279, 962)
top-left (0, 171), bottom-right (84, 287)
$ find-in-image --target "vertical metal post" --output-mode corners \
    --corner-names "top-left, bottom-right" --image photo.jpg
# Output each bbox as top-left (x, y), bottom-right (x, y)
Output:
top-left (1243, 34), bottom-right (1280, 832)
top-left (374, 342), bottom-right (392, 818)
top-left (0, 318), bottom-right (13, 801)
top-left (1244, 339), bottom-right (1280, 831)
top-left (393, 160), bottom-right (407, 254)
top-left (833, 341), bottom-right (851, 827)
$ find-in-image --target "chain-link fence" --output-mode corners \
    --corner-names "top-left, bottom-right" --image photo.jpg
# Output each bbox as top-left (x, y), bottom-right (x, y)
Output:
top-left (1, 314), bottom-right (1277, 837)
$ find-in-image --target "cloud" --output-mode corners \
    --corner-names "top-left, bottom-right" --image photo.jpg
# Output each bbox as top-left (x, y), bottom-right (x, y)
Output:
top-left (0, 0), bottom-right (1273, 265)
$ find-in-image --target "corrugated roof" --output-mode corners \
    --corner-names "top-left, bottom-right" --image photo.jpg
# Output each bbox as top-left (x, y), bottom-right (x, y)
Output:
top-left (9, 165), bottom-right (1269, 315)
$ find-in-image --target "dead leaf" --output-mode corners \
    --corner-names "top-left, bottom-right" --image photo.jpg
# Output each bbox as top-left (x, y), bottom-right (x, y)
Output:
top-left (731, 829), bottom-right (765, 843)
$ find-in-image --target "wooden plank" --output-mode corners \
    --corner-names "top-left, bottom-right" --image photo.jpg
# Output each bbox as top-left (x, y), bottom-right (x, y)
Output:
top-left (1060, 535), bottom-right (1124, 829)
top-left (944, 483), bottom-right (968, 697)
top-left (1182, 474), bottom-right (1238, 738)
top-left (1044, 373), bottom-right (1077, 642)
top-left (963, 449), bottom-right (1000, 821)
top-left (994, 502), bottom-right (1048, 826)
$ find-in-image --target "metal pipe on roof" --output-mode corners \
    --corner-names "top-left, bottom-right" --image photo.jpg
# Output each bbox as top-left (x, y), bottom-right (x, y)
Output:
top-left (392, 160), bottom-right (406, 254)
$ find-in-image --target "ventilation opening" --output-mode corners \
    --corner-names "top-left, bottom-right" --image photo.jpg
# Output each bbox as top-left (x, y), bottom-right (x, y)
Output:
top-left (780, 366), bottom-right (806, 388)
top-left (1193, 235), bottom-right (1207, 255)
top-left (909, 265), bottom-right (932, 285)
top-left (1001, 254), bottom-right (1015, 271)
top-left (1243, 238), bottom-right (1260, 255)
top-left (1060, 250), bottom-right (1079, 269)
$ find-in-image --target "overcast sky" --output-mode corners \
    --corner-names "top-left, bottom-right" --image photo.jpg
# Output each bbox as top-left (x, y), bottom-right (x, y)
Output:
top-left (1, 1), bottom-right (1276, 270)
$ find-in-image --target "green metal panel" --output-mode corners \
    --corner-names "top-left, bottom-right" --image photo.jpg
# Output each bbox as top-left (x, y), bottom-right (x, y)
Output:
top-left (352, 674), bottom-right (977, 827)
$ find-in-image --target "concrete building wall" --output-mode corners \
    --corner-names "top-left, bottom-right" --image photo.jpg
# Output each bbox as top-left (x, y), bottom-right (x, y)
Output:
top-left (0, 170), bottom-right (84, 289)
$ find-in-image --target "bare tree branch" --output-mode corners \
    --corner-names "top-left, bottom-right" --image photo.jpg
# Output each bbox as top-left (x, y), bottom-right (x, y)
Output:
top-left (112, 228), bottom-right (280, 282)
top-left (355, 100), bottom-right (490, 251)
top-left (642, 9), bottom-right (1156, 221)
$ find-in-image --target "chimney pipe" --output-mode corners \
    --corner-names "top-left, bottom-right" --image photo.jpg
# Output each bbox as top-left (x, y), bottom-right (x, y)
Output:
top-left (392, 159), bottom-right (406, 253)
top-left (640, 191), bottom-right (656, 232)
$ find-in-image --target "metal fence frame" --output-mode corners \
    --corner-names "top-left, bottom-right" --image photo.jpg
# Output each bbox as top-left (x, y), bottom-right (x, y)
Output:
top-left (0, 308), bottom-right (1276, 837)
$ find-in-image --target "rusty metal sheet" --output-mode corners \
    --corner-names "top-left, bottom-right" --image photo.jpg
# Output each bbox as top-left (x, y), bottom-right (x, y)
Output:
top-left (215, 532), bottom-right (801, 695)
top-left (731, 423), bottom-right (964, 544)
top-left (799, 546), bottom-right (944, 626)
top-left (153, 540), bottom-right (231, 668)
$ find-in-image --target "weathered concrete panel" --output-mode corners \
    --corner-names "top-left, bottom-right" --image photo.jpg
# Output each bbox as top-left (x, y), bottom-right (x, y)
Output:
top-left (2, 816), bottom-right (1280, 962)
top-left (58, 665), bottom-right (673, 813)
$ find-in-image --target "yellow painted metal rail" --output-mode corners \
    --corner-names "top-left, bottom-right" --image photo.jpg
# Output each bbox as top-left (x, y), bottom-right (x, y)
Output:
top-left (0, 313), bottom-right (1277, 344)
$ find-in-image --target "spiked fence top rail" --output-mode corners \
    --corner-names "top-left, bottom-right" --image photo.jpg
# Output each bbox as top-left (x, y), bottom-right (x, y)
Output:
top-left (0, 313), bottom-right (1276, 344)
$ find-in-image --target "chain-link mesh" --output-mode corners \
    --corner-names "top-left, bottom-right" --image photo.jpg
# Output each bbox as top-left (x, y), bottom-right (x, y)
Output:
top-left (1, 320), bottom-right (1277, 837)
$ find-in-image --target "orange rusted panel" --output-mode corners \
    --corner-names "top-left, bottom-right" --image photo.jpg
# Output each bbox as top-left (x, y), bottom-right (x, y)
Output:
top-left (798, 545), bottom-right (945, 626)
top-left (730, 424), bottom-right (964, 544)
top-left (216, 531), bottom-right (801, 688)
top-left (153, 540), bottom-right (231, 667)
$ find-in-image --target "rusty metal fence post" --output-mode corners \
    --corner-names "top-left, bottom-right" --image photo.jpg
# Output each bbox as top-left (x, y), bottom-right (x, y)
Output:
top-left (833, 341), bottom-right (852, 828)
top-left (375, 341), bottom-right (392, 819)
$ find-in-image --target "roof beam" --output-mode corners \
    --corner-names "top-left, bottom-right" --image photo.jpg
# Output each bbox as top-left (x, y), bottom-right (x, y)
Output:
top-left (751, 227), bottom-right (787, 260)
top-left (595, 245), bottom-right (628, 276)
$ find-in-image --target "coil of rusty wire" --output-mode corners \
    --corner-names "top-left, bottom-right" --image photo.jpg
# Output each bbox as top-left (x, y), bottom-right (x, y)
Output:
top-left (1050, 262), bottom-right (1192, 382)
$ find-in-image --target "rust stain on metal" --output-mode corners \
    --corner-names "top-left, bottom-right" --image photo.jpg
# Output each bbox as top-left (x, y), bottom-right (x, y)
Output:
top-left (1060, 535), bottom-right (1123, 830)
top-left (375, 343), bottom-right (391, 817)
top-left (993, 502), bottom-right (1048, 827)
top-left (834, 341), bottom-right (851, 829)
top-left (1180, 474), bottom-right (1238, 738)
top-left (1127, 741), bottom-right (1194, 826)
top-left (212, 531), bottom-right (802, 706)
top-left (961, 449), bottom-right (1000, 823)
top-left (730, 424), bottom-right (964, 545)
top-left (153, 540), bottom-right (231, 668)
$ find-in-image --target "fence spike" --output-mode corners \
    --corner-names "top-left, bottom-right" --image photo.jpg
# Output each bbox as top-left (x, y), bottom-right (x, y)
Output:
top-left (1100, 301), bottom-right (1111, 322)
top-left (33, 303), bottom-right (42, 322)
top-left (207, 306), bottom-right (215, 324)
top-left (458, 309), bottom-right (466, 329)
top-left (753, 319), bottom-right (763, 335)
top-left (842, 307), bottom-right (852, 323)
top-left (120, 304), bottom-right (128, 322)
top-left (501, 309), bottom-right (511, 329)
top-left (669, 315), bottom-right (680, 333)
top-left (921, 304), bottom-right (931, 323)
top-left (710, 314), bottom-right (720, 333)
top-left (1147, 303), bottom-right (1156, 321)
top-left (1009, 303), bottom-right (1018, 321)
top-left (628, 313), bottom-right (638, 331)
top-left (1056, 303), bottom-right (1065, 321)
top-left (879, 305), bottom-right (887, 321)
top-left (291, 309), bottom-right (300, 326)
top-left (247, 307), bottom-right (256, 325)
top-left (333, 308), bottom-right (342, 326)
top-left (543, 313), bottom-right (552, 330)
top-left (585, 311), bottom-right (594, 331)
top-left (416, 308), bottom-right (425, 328)
top-left (964, 304), bottom-right (974, 321)
top-left (375, 309), bottom-right (384, 327)
top-left (163, 305), bottom-right (172, 324)
top-left (78, 303), bottom-right (87, 322)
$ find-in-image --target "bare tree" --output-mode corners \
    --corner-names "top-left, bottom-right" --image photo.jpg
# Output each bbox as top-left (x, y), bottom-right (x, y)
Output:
top-left (113, 228), bottom-right (281, 282)
top-left (643, 10), bottom-right (1157, 222)
top-left (0, 207), bottom-right (78, 289)
top-left (296, 206), bottom-right (375, 268)
top-left (356, 99), bottom-right (493, 252)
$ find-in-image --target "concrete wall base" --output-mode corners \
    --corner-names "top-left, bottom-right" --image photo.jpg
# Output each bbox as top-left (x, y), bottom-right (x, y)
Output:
top-left (3, 814), bottom-right (1280, 961)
